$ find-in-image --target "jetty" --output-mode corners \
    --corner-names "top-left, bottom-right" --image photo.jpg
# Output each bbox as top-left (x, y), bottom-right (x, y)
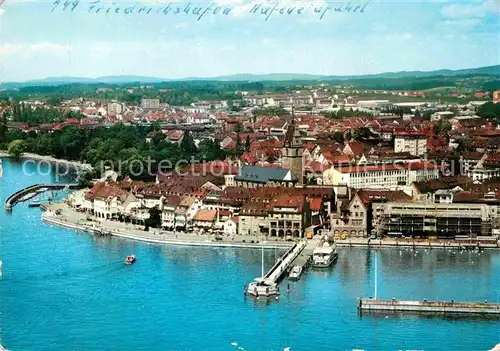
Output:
top-left (289, 237), bottom-right (321, 270)
top-left (263, 240), bottom-right (308, 283)
top-left (358, 298), bottom-right (500, 316)
top-left (5, 183), bottom-right (78, 211)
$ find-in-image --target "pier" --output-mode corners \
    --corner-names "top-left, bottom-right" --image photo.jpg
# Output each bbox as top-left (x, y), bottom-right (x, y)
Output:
top-left (358, 298), bottom-right (500, 316)
top-left (263, 240), bottom-right (308, 283)
top-left (290, 237), bottom-right (321, 270)
top-left (5, 183), bottom-right (78, 211)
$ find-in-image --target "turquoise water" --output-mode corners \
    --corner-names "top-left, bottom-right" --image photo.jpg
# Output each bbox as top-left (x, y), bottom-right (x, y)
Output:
top-left (0, 158), bottom-right (499, 351)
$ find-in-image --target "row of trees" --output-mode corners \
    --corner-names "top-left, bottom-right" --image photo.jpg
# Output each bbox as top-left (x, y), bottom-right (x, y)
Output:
top-left (321, 108), bottom-right (373, 120)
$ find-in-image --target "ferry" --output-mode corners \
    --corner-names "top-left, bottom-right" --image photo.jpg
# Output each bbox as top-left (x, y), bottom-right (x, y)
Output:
top-left (125, 255), bottom-right (136, 265)
top-left (246, 278), bottom-right (280, 298)
top-left (288, 265), bottom-right (303, 280)
top-left (312, 242), bottom-right (338, 268)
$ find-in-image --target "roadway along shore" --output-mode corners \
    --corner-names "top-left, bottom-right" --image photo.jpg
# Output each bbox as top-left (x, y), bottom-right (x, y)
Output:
top-left (42, 202), bottom-right (294, 250)
top-left (0, 151), bottom-right (91, 170)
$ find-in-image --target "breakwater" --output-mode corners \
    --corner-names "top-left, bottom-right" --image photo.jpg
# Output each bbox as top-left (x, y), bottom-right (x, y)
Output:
top-left (5, 183), bottom-right (78, 211)
top-left (359, 298), bottom-right (500, 316)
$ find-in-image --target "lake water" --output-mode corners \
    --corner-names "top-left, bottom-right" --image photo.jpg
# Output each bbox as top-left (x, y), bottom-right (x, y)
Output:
top-left (0, 158), bottom-right (499, 351)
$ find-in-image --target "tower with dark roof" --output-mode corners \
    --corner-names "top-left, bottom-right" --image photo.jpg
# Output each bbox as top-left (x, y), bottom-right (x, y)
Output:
top-left (281, 107), bottom-right (303, 185)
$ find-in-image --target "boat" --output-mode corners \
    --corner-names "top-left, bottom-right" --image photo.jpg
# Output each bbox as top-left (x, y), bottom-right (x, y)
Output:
top-left (246, 278), bottom-right (280, 298)
top-left (28, 199), bottom-right (40, 207)
top-left (125, 255), bottom-right (136, 265)
top-left (312, 241), bottom-right (338, 268)
top-left (288, 265), bottom-right (303, 280)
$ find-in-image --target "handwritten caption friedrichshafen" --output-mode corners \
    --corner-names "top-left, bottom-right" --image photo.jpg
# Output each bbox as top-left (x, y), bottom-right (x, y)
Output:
top-left (52, 1), bottom-right (371, 20)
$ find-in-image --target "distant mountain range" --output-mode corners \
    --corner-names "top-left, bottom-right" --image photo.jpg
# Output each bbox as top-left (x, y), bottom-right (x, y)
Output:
top-left (2, 65), bottom-right (499, 88)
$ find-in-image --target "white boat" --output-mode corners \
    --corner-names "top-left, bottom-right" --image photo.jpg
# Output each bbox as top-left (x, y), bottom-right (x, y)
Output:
top-left (246, 278), bottom-right (280, 298)
top-left (288, 265), bottom-right (303, 280)
top-left (312, 242), bottom-right (338, 268)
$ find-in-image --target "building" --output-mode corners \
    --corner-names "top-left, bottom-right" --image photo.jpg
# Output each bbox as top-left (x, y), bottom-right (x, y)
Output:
top-left (224, 217), bottom-right (238, 236)
top-left (323, 162), bottom-right (439, 189)
top-left (374, 201), bottom-right (494, 237)
top-left (141, 98), bottom-right (160, 109)
top-left (281, 110), bottom-right (304, 184)
top-left (107, 101), bottom-right (124, 115)
top-left (394, 132), bottom-right (427, 156)
top-left (233, 165), bottom-right (298, 188)
top-left (493, 90), bottom-right (500, 104)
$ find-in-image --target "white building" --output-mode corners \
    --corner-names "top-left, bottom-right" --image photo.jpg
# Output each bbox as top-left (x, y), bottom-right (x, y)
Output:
top-left (141, 98), bottom-right (160, 109)
top-left (394, 132), bottom-right (428, 156)
top-left (223, 217), bottom-right (238, 236)
top-left (323, 162), bottom-right (439, 189)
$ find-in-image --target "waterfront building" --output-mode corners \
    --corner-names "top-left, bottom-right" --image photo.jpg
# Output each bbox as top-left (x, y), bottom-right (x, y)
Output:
top-left (374, 201), bottom-right (494, 237)
top-left (394, 131), bottom-right (428, 156)
top-left (161, 195), bottom-right (181, 229)
top-left (223, 217), bottom-right (238, 236)
top-left (192, 209), bottom-right (218, 230)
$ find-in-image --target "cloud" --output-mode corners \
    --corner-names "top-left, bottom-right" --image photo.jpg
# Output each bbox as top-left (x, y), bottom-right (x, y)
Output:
top-left (440, 18), bottom-right (482, 28)
top-left (1, 42), bottom-right (70, 56)
top-left (441, 0), bottom-right (498, 19)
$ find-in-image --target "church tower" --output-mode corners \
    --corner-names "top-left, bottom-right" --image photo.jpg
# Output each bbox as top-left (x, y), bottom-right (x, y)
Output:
top-left (281, 107), bottom-right (303, 185)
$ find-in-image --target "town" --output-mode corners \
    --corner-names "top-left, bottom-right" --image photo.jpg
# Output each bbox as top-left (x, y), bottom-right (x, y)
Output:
top-left (2, 79), bottom-right (500, 245)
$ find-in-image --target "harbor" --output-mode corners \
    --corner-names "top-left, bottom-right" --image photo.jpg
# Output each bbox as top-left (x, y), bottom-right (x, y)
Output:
top-left (1, 158), bottom-right (500, 350)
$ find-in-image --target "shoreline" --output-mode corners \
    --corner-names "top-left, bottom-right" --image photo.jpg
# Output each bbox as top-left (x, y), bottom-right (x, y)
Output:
top-left (41, 203), bottom-right (500, 250)
top-left (0, 151), bottom-right (92, 170)
top-left (42, 213), bottom-right (294, 250)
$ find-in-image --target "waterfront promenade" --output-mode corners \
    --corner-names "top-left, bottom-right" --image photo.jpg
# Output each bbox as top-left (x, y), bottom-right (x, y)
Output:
top-left (42, 202), bottom-right (293, 250)
top-left (42, 202), bottom-right (500, 250)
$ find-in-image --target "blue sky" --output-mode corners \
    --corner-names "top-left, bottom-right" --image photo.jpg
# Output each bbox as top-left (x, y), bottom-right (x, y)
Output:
top-left (0, 0), bottom-right (498, 81)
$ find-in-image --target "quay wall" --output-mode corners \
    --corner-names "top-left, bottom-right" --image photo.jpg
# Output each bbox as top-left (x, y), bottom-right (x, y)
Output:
top-left (359, 298), bottom-right (500, 315)
top-left (42, 214), bottom-right (294, 250)
top-left (338, 239), bottom-right (499, 250)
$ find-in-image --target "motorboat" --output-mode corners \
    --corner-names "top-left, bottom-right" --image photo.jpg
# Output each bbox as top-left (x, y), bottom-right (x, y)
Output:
top-left (312, 242), bottom-right (338, 268)
top-left (246, 278), bottom-right (280, 298)
top-left (28, 199), bottom-right (40, 207)
top-left (288, 265), bottom-right (303, 280)
top-left (125, 255), bottom-right (136, 265)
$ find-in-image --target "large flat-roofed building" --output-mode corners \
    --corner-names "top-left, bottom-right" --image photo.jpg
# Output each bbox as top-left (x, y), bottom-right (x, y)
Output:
top-left (394, 131), bottom-right (428, 156)
top-left (374, 201), bottom-right (494, 237)
top-left (141, 98), bottom-right (160, 109)
top-left (322, 162), bottom-right (439, 189)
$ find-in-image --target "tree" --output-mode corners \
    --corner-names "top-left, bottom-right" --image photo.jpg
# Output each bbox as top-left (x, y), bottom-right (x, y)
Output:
top-left (477, 101), bottom-right (500, 118)
top-left (8, 139), bottom-right (24, 158)
top-left (333, 131), bottom-right (344, 144)
top-left (233, 121), bottom-right (243, 133)
top-left (147, 205), bottom-right (162, 229)
top-left (180, 131), bottom-right (197, 155)
top-left (245, 135), bottom-right (251, 152)
top-left (235, 133), bottom-right (244, 154)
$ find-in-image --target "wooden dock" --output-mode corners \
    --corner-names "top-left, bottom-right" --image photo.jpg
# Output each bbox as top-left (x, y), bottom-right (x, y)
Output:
top-left (359, 298), bottom-right (500, 316)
